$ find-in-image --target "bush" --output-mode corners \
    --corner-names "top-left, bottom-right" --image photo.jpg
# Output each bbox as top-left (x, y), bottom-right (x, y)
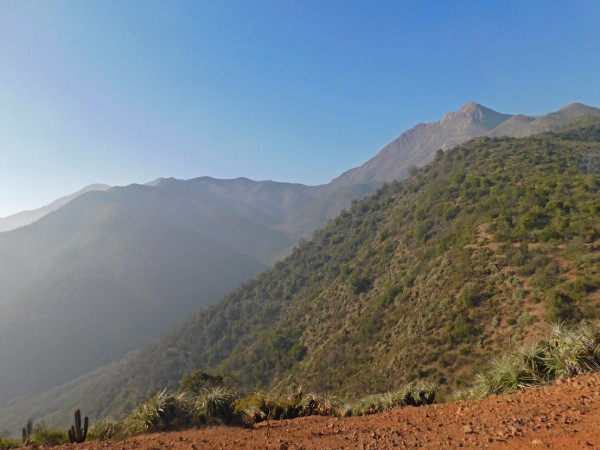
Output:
top-left (544, 290), bottom-right (579, 323)
top-left (31, 423), bottom-right (68, 446)
top-left (348, 271), bottom-right (372, 294)
top-left (0, 435), bottom-right (21, 449)
top-left (179, 370), bottom-right (231, 394)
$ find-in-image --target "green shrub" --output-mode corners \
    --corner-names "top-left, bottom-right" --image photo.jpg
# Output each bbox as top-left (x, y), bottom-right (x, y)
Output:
top-left (348, 271), bottom-right (372, 294)
top-left (544, 290), bottom-right (579, 323)
top-left (31, 423), bottom-right (68, 445)
top-left (0, 435), bottom-right (21, 449)
top-left (458, 282), bottom-right (482, 307)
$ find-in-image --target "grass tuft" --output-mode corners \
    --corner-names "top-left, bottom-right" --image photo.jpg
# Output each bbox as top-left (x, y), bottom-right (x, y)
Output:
top-left (469, 321), bottom-right (600, 399)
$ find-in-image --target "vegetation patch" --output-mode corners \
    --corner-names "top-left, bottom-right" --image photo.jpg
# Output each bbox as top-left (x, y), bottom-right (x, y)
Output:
top-left (467, 321), bottom-right (600, 399)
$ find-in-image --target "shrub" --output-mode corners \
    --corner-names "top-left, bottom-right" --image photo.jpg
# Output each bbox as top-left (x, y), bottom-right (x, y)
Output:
top-left (179, 370), bottom-right (230, 394)
top-left (0, 434), bottom-right (21, 449)
top-left (544, 290), bottom-right (579, 323)
top-left (31, 423), bottom-right (68, 446)
top-left (348, 271), bottom-right (372, 294)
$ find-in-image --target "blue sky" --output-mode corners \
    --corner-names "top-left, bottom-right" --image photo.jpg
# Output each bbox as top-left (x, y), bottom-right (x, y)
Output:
top-left (1, 0), bottom-right (600, 216)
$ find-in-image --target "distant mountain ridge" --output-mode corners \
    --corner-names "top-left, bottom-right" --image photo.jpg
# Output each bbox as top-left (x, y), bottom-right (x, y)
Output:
top-left (0, 184), bottom-right (110, 232)
top-left (5, 102), bottom-right (599, 235)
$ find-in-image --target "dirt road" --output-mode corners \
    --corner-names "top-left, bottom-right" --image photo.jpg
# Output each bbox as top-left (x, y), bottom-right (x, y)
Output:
top-left (49, 373), bottom-right (600, 449)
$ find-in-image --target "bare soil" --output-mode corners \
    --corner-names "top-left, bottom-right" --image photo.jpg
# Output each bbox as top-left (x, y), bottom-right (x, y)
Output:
top-left (48, 373), bottom-right (600, 449)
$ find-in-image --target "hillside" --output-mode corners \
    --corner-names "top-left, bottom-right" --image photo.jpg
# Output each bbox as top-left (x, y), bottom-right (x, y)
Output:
top-left (16, 118), bottom-right (598, 430)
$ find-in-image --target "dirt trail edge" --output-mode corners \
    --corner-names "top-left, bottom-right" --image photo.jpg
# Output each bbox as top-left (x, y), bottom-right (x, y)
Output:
top-left (50, 373), bottom-right (600, 449)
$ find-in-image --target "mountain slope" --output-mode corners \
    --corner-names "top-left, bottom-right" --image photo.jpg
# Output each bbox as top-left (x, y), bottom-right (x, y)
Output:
top-left (19, 118), bottom-right (599, 430)
top-left (0, 195), bottom-right (267, 406)
top-left (0, 184), bottom-right (110, 232)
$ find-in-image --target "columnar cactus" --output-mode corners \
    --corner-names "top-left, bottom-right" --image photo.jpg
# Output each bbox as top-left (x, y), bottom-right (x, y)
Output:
top-left (22, 418), bottom-right (32, 445)
top-left (68, 409), bottom-right (89, 443)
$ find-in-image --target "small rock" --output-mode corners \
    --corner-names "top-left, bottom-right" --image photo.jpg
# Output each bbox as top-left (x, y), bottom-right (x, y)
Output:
top-left (463, 424), bottom-right (473, 434)
top-left (531, 439), bottom-right (545, 446)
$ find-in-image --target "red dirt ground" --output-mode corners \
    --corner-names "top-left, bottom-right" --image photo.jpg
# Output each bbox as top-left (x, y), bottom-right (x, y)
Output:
top-left (45, 373), bottom-right (600, 449)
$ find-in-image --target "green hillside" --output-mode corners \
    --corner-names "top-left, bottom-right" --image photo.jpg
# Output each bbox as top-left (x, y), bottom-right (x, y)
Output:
top-left (11, 119), bottom-right (600, 428)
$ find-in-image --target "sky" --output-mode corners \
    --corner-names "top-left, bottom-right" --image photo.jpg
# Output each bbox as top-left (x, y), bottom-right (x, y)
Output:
top-left (1, 1), bottom-right (600, 217)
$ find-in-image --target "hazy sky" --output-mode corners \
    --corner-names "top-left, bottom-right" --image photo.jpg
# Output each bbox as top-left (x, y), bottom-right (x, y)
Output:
top-left (1, 1), bottom-right (600, 216)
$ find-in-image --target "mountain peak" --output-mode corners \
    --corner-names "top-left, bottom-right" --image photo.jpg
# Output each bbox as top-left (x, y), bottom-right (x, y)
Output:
top-left (441, 102), bottom-right (508, 129)
top-left (558, 102), bottom-right (598, 114)
top-left (457, 101), bottom-right (502, 119)
top-left (459, 101), bottom-right (483, 113)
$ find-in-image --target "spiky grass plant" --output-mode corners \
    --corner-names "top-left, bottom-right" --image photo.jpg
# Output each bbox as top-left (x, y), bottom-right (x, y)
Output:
top-left (344, 381), bottom-right (438, 416)
top-left (469, 321), bottom-right (600, 400)
top-left (122, 389), bottom-right (190, 436)
top-left (87, 418), bottom-right (122, 441)
top-left (188, 386), bottom-right (239, 425)
top-left (300, 392), bottom-right (340, 417)
top-left (543, 321), bottom-right (600, 378)
top-left (233, 385), bottom-right (340, 423)
top-left (469, 353), bottom-right (539, 399)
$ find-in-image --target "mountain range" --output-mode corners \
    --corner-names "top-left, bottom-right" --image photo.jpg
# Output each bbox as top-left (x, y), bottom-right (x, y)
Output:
top-left (0, 101), bottom-right (599, 431)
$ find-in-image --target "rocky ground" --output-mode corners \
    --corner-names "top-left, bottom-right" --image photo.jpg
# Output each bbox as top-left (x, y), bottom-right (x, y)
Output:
top-left (45, 373), bottom-right (600, 449)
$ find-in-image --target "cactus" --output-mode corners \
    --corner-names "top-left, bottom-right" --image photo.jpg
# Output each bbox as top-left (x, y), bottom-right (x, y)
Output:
top-left (68, 409), bottom-right (89, 444)
top-left (22, 418), bottom-right (32, 445)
